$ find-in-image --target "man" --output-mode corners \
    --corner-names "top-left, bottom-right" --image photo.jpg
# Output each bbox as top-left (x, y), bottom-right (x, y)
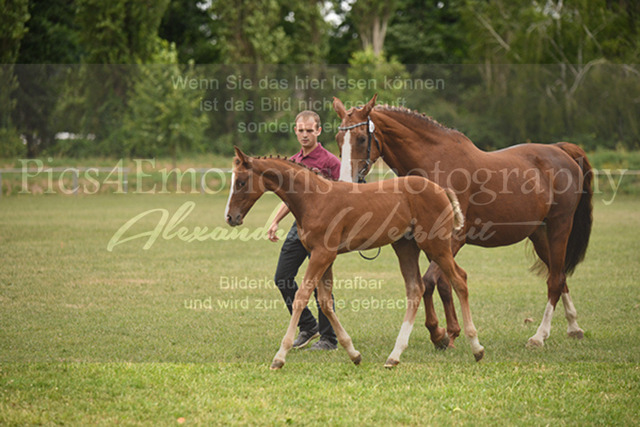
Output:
top-left (267, 111), bottom-right (341, 350)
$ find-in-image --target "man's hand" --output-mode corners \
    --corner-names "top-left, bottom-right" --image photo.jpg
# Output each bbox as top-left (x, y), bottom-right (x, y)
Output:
top-left (268, 202), bottom-right (290, 242)
top-left (268, 221), bottom-right (280, 242)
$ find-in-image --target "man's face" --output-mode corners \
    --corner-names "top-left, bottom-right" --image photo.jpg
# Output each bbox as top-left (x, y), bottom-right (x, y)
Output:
top-left (295, 117), bottom-right (321, 150)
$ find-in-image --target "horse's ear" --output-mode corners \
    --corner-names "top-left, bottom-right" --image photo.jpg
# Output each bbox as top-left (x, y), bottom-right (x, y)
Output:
top-left (363, 93), bottom-right (378, 115)
top-left (233, 146), bottom-right (252, 169)
top-left (333, 97), bottom-right (347, 119)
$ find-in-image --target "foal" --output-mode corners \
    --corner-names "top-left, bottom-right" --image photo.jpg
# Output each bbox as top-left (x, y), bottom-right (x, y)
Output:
top-left (225, 147), bottom-right (484, 369)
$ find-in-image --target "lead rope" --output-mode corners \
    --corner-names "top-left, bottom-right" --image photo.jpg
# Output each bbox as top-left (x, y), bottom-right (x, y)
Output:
top-left (358, 247), bottom-right (382, 261)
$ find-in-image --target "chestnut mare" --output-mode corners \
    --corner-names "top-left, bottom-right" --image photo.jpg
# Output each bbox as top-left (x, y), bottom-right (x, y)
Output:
top-left (225, 147), bottom-right (484, 369)
top-left (333, 95), bottom-right (593, 348)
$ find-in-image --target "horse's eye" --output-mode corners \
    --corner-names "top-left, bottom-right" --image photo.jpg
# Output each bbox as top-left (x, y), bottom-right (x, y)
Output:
top-left (236, 180), bottom-right (246, 189)
top-left (357, 135), bottom-right (367, 145)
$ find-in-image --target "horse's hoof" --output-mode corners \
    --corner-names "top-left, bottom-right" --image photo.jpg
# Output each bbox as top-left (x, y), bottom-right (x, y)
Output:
top-left (352, 353), bottom-right (362, 366)
top-left (568, 329), bottom-right (584, 339)
top-left (474, 348), bottom-right (485, 362)
top-left (526, 337), bottom-right (544, 348)
top-left (270, 359), bottom-right (285, 370)
top-left (384, 358), bottom-right (399, 368)
top-left (434, 334), bottom-right (450, 351)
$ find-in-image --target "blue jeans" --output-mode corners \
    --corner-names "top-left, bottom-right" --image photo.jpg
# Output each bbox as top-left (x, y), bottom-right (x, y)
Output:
top-left (274, 224), bottom-right (337, 344)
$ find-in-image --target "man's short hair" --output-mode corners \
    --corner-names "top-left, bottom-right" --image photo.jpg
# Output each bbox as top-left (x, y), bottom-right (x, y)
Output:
top-left (295, 111), bottom-right (321, 129)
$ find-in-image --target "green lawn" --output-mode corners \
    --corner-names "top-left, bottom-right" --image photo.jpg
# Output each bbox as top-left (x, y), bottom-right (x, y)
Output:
top-left (1, 192), bottom-right (639, 425)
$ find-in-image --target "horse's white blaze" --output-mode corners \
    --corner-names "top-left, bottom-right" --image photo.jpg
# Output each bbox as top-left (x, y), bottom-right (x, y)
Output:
top-left (224, 172), bottom-right (236, 221)
top-left (339, 131), bottom-right (353, 182)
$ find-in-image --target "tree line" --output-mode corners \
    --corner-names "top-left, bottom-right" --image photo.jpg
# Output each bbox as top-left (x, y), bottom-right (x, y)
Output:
top-left (1, 0), bottom-right (638, 160)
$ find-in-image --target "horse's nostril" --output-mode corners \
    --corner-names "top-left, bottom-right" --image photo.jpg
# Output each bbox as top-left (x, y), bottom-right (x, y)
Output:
top-left (226, 214), bottom-right (242, 226)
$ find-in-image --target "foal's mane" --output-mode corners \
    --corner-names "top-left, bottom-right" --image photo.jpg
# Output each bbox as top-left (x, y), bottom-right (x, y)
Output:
top-left (253, 155), bottom-right (336, 182)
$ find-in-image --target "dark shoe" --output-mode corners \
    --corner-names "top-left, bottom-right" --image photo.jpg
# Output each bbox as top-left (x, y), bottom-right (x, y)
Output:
top-left (292, 328), bottom-right (319, 349)
top-left (308, 338), bottom-right (338, 351)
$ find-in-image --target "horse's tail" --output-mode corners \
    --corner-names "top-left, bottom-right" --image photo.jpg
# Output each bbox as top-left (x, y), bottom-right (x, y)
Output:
top-left (444, 188), bottom-right (464, 231)
top-left (554, 142), bottom-right (594, 276)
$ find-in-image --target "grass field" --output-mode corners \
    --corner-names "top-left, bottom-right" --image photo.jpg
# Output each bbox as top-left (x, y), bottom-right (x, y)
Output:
top-left (1, 191), bottom-right (639, 425)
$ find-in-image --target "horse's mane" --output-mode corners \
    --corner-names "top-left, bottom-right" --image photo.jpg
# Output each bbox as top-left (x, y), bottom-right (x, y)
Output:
top-left (374, 105), bottom-right (454, 134)
top-left (253, 155), bottom-right (336, 182)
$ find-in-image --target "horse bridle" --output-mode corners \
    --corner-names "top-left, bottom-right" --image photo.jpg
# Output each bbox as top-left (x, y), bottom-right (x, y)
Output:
top-left (338, 116), bottom-right (382, 184)
top-left (338, 116), bottom-right (384, 261)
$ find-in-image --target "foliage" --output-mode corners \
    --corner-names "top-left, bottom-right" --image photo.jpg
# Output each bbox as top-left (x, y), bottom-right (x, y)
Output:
top-left (75, 0), bottom-right (170, 64)
top-left (159, 0), bottom-right (222, 64)
top-left (121, 42), bottom-right (208, 165)
top-left (212, 0), bottom-right (291, 64)
top-left (10, 1), bottom-right (82, 157)
top-left (0, 0), bottom-right (30, 64)
top-left (350, 0), bottom-right (399, 56)
top-left (17, 0), bottom-right (81, 64)
top-left (11, 66), bottom-right (59, 157)
top-left (1, 0), bottom-right (640, 157)
top-left (0, 64), bottom-right (20, 144)
top-left (343, 48), bottom-right (409, 104)
top-left (385, 0), bottom-right (468, 64)
top-left (0, 0), bottom-right (29, 157)
top-left (462, 0), bottom-right (639, 65)
top-left (70, 0), bottom-right (171, 155)
top-left (279, 0), bottom-right (331, 64)
top-left (450, 0), bottom-right (640, 149)
top-left (0, 126), bottom-right (24, 158)
top-left (326, 1), bottom-right (360, 64)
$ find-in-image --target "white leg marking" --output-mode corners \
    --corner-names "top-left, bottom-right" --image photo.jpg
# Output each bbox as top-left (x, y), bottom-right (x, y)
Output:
top-left (339, 131), bottom-right (353, 182)
top-left (562, 293), bottom-right (584, 338)
top-left (469, 336), bottom-right (484, 356)
top-left (528, 301), bottom-right (555, 347)
top-left (224, 172), bottom-right (236, 221)
top-left (387, 321), bottom-right (414, 363)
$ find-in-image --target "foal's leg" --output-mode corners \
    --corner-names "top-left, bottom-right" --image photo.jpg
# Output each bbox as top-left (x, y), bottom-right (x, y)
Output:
top-left (270, 252), bottom-right (335, 370)
top-left (432, 252), bottom-right (484, 361)
top-left (316, 264), bottom-right (362, 364)
top-left (385, 239), bottom-right (425, 368)
top-left (422, 238), bottom-right (465, 348)
top-left (422, 263), bottom-right (453, 350)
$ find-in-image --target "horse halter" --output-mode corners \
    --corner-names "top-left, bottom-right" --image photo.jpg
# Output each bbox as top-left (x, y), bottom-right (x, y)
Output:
top-left (338, 116), bottom-right (384, 261)
top-left (338, 116), bottom-right (382, 184)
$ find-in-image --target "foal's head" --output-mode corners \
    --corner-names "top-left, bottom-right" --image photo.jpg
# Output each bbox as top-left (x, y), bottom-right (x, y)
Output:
top-left (225, 147), bottom-right (265, 226)
top-left (333, 94), bottom-right (381, 183)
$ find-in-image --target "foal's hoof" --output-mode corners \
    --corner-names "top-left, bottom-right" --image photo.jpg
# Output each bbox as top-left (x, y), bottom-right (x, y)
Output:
top-left (434, 334), bottom-right (450, 351)
top-left (568, 329), bottom-right (584, 340)
top-left (352, 352), bottom-right (362, 366)
top-left (473, 348), bottom-right (485, 362)
top-left (526, 337), bottom-right (544, 348)
top-left (270, 359), bottom-right (285, 370)
top-left (384, 358), bottom-right (399, 369)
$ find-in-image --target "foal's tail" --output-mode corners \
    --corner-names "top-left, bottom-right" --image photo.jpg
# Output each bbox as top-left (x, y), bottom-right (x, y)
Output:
top-left (445, 188), bottom-right (465, 231)
top-left (555, 142), bottom-right (594, 276)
